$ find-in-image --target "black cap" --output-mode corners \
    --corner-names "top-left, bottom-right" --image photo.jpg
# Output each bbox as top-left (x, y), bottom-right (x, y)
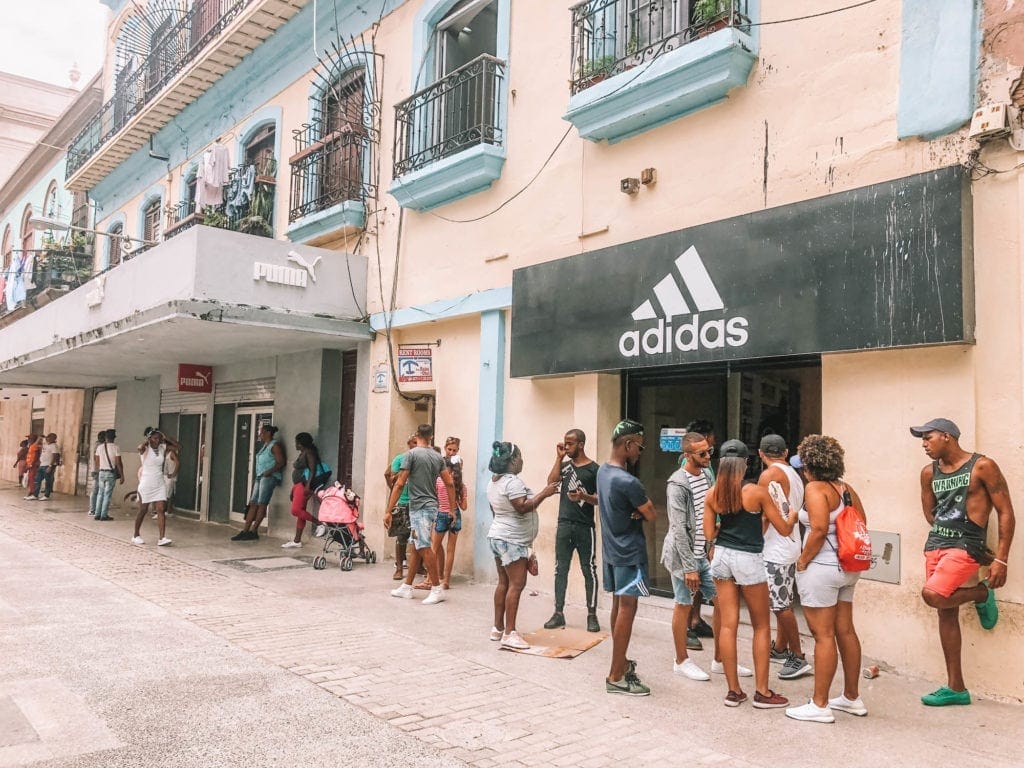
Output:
top-left (759, 434), bottom-right (787, 454)
top-left (719, 439), bottom-right (749, 458)
top-left (909, 418), bottom-right (960, 439)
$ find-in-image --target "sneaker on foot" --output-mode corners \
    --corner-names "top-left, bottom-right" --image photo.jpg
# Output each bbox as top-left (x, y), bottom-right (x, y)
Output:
top-left (230, 530), bottom-right (250, 541)
top-left (828, 694), bottom-right (868, 716)
top-left (501, 630), bottom-right (530, 650)
top-left (753, 689), bottom-right (789, 709)
top-left (692, 618), bottom-right (715, 638)
top-left (724, 690), bottom-right (748, 707)
top-left (543, 611), bottom-right (566, 629)
top-left (786, 700), bottom-right (835, 723)
top-left (157, 538), bottom-right (172, 547)
top-left (711, 659), bottom-right (753, 677)
top-left (770, 641), bottom-right (790, 664)
top-left (975, 582), bottom-right (998, 630)
top-left (606, 675), bottom-right (651, 696)
top-left (422, 586), bottom-right (446, 605)
top-left (489, 626), bottom-right (503, 641)
top-left (390, 583), bottom-right (414, 599)
top-left (39, 495), bottom-right (49, 501)
top-left (131, 536), bottom-right (145, 545)
top-left (779, 652), bottom-right (813, 680)
top-left (281, 541), bottom-right (302, 549)
top-left (23, 495), bottom-right (37, 500)
top-left (151, 513), bottom-right (158, 519)
top-left (673, 658), bottom-right (710, 681)
top-left (921, 686), bottom-right (971, 706)
top-left (586, 613), bottom-right (601, 633)
top-left (686, 630), bottom-right (703, 651)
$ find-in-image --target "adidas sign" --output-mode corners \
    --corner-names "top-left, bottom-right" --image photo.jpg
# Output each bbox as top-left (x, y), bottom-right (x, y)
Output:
top-left (618, 246), bottom-right (749, 358)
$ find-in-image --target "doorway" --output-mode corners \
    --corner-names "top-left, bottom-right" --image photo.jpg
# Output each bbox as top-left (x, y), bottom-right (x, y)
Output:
top-left (158, 411), bottom-right (206, 514)
top-left (229, 407), bottom-right (274, 523)
top-left (624, 357), bottom-right (821, 597)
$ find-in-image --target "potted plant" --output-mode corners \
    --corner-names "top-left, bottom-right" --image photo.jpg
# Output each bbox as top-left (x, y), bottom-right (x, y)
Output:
top-left (201, 206), bottom-right (230, 229)
top-left (693, 0), bottom-right (731, 35)
top-left (578, 54), bottom-right (618, 90)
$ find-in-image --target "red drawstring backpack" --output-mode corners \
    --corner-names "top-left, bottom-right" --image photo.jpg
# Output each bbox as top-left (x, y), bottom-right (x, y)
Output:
top-left (832, 482), bottom-right (873, 572)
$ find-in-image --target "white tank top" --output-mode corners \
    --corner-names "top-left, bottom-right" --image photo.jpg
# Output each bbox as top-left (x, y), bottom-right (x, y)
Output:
top-left (763, 462), bottom-right (804, 565)
top-left (798, 484), bottom-right (842, 566)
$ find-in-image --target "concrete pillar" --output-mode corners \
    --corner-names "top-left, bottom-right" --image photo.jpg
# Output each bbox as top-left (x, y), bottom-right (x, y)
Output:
top-left (473, 309), bottom-right (506, 581)
top-left (113, 376), bottom-right (161, 499)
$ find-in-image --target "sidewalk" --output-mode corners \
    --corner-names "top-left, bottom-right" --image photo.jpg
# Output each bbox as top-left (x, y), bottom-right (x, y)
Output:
top-left (1, 485), bottom-right (1021, 768)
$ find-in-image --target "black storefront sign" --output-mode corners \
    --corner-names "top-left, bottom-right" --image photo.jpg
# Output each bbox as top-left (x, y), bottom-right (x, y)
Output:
top-left (511, 167), bottom-right (972, 377)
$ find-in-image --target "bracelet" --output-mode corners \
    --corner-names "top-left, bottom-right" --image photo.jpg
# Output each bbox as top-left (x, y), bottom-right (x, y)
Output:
top-left (992, 558), bottom-right (1008, 566)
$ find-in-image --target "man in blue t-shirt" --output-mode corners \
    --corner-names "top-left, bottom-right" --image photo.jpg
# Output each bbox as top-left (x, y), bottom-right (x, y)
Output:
top-left (598, 419), bottom-right (656, 696)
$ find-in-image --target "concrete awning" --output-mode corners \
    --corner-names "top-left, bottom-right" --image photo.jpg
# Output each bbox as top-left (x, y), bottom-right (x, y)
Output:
top-left (0, 226), bottom-right (371, 387)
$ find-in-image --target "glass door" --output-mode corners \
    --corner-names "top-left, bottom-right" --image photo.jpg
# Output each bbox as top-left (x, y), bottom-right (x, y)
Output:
top-left (229, 408), bottom-right (274, 523)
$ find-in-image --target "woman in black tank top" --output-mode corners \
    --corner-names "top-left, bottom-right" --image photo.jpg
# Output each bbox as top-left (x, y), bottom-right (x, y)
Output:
top-left (705, 440), bottom-right (797, 709)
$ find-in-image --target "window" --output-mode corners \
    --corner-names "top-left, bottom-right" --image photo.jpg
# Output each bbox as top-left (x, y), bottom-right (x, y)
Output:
top-left (108, 223), bottom-right (124, 268)
top-left (319, 68), bottom-right (367, 203)
top-left (72, 191), bottom-right (90, 231)
top-left (1, 225), bottom-right (11, 271)
top-left (245, 125), bottom-right (276, 175)
top-left (43, 181), bottom-right (59, 217)
top-left (20, 206), bottom-right (34, 252)
top-left (143, 199), bottom-right (162, 244)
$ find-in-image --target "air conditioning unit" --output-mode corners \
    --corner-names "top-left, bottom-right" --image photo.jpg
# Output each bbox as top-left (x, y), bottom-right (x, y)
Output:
top-left (968, 102), bottom-right (1011, 139)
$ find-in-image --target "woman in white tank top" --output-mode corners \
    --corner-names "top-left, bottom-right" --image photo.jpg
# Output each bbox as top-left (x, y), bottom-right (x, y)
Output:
top-left (132, 427), bottom-right (180, 548)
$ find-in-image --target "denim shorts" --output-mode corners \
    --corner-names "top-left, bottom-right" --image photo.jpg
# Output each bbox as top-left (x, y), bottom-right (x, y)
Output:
top-left (671, 557), bottom-right (717, 605)
top-left (249, 475), bottom-right (280, 505)
top-left (603, 563), bottom-right (650, 597)
top-left (710, 547), bottom-right (767, 586)
top-left (489, 537), bottom-right (530, 566)
top-left (435, 510), bottom-right (462, 534)
top-left (409, 507), bottom-right (438, 550)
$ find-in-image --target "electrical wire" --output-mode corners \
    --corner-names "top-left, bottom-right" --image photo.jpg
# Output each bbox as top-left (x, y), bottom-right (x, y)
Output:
top-left (747, 0), bottom-right (879, 26)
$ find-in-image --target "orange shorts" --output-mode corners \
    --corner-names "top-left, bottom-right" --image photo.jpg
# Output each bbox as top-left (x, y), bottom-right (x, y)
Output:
top-left (924, 548), bottom-right (979, 598)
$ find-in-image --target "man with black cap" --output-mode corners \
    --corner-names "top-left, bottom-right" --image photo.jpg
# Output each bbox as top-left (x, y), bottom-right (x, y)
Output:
top-left (598, 419), bottom-right (656, 696)
top-left (911, 417), bottom-right (1016, 706)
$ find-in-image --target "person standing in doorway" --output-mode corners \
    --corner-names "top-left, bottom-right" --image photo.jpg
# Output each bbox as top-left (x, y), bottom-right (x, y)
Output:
top-left (384, 424), bottom-right (455, 606)
top-left (599, 419), bottom-right (657, 696)
top-left (685, 419), bottom-right (717, 641)
top-left (93, 429), bottom-right (123, 521)
top-left (29, 433), bottom-right (61, 501)
top-left (283, 432), bottom-right (331, 548)
top-left (132, 428), bottom-right (180, 546)
top-left (231, 425), bottom-right (286, 541)
top-left (758, 434), bottom-right (812, 680)
top-left (911, 418), bottom-right (1015, 706)
top-left (23, 435), bottom-right (42, 499)
top-left (14, 439), bottom-right (29, 487)
top-left (88, 431), bottom-right (106, 517)
top-left (544, 429), bottom-right (601, 633)
top-left (385, 435), bottom-right (417, 581)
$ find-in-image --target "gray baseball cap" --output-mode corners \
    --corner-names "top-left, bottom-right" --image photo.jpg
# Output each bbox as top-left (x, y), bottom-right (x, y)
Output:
top-left (909, 418), bottom-right (960, 439)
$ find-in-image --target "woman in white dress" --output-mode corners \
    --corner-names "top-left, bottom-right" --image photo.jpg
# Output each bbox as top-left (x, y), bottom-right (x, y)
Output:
top-left (132, 427), bottom-right (179, 546)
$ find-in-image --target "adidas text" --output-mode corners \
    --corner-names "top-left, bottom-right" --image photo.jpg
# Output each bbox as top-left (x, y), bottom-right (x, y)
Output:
top-left (619, 315), bottom-right (749, 358)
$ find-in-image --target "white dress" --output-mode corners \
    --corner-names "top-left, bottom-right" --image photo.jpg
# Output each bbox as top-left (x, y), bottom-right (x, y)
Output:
top-left (138, 444), bottom-right (168, 504)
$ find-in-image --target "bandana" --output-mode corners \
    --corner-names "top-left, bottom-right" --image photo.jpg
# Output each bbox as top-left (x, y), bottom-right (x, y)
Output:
top-left (612, 419), bottom-right (644, 441)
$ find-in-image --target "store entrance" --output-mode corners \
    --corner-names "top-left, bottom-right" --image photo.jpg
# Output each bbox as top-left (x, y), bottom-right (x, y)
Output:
top-left (229, 407), bottom-right (274, 523)
top-left (624, 357), bottom-right (822, 597)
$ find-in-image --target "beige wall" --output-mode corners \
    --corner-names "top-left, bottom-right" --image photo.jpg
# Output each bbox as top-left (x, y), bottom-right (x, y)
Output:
top-left (0, 400), bottom-right (33, 484)
top-left (42, 390), bottom-right (85, 496)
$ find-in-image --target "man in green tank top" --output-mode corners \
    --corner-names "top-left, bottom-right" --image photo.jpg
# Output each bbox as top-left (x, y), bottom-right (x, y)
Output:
top-left (911, 418), bottom-right (1016, 707)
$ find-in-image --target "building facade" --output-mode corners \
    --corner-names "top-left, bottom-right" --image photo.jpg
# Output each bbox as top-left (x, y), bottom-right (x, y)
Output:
top-left (0, 0), bottom-right (1020, 698)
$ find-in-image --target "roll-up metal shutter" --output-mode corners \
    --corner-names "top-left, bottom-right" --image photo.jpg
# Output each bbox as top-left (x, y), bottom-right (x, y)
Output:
top-left (160, 389), bottom-right (209, 414)
top-left (214, 378), bottom-right (275, 405)
top-left (92, 389), bottom-right (117, 436)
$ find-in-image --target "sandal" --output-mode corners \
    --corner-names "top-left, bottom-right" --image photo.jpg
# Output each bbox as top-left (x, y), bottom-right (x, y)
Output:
top-left (413, 580), bottom-right (433, 590)
top-left (392, 569), bottom-right (404, 581)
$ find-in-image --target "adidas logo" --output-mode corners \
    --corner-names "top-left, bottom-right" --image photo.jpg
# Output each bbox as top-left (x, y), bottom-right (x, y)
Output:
top-left (619, 246), bottom-right (749, 358)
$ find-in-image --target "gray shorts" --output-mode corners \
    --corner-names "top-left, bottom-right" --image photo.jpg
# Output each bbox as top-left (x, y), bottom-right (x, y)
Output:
top-left (710, 547), bottom-right (766, 586)
top-left (795, 561), bottom-right (859, 608)
top-left (765, 561), bottom-right (797, 611)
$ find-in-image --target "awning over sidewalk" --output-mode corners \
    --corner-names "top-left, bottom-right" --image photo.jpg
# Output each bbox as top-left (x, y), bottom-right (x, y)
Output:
top-left (0, 226), bottom-right (371, 387)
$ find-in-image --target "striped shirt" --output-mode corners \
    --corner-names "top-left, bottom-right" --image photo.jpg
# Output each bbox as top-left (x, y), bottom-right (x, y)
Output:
top-left (686, 469), bottom-right (711, 558)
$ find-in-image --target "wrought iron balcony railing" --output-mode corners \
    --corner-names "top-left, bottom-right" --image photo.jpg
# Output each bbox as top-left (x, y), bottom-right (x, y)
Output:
top-left (0, 249), bottom-right (94, 317)
top-left (165, 160), bottom-right (277, 240)
top-left (569, 0), bottom-right (751, 95)
top-left (65, 0), bottom-right (253, 179)
top-left (393, 54), bottom-right (506, 178)
top-left (289, 120), bottom-right (374, 221)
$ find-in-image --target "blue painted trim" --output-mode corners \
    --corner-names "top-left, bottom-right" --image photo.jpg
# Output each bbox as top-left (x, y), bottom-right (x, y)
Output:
top-left (388, 144), bottom-right (506, 211)
top-left (235, 105), bottom-right (283, 166)
top-left (180, 161), bottom-right (199, 203)
top-left (135, 185), bottom-right (164, 241)
top-left (369, 285), bottom-right (511, 331)
top-left (103, 213), bottom-right (126, 269)
top-left (474, 308), bottom-right (506, 580)
top-left (897, 0), bottom-right (980, 140)
top-left (564, 26), bottom-right (757, 143)
top-left (411, 0), bottom-right (511, 92)
top-left (286, 200), bottom-right (366, 243)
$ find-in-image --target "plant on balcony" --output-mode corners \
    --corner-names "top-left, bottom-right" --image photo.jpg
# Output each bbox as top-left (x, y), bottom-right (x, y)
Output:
top-left (202, 206), bottom-right (230, 228)
top-left (579, 54), bottom-right (618, 88)
top-left (235, 180), bottom-right (275, 238)
top-left (693, 0), bottom-right (731, 33)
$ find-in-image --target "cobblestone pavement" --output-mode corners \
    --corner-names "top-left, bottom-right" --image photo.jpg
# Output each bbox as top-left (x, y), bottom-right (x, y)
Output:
top-left (1, 488), bottom-right (1021, 768)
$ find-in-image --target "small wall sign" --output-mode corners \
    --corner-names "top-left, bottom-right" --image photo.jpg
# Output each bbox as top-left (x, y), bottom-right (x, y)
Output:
top-left (178, 364), bottom-right (213, 393)
top-left (397, 346), bottom-right (432, 383)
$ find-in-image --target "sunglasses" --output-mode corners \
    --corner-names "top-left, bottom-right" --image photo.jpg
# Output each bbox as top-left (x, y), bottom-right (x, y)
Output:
top-left (685, 448), bottom-right (714, 458)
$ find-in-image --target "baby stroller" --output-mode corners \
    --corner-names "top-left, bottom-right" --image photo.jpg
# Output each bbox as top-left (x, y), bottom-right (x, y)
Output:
top-left (312, 482), bottom-right (376, 571)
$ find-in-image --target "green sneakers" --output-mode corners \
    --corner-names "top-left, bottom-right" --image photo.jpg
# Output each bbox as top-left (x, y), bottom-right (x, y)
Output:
top-left (921, 686), bottom-right (971, 706)
top-left (975, 582), bottom-right (999, 630)
top-left (606, 672), bottom-right (651, 696)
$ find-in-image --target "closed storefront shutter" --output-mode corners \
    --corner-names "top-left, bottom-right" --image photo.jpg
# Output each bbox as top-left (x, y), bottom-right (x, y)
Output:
top-left (160, 389), bottom-right (209, 414)
top-left (92, 389), bottom-right (117, 435)
top-left (214, 378), bottom-right (275, 405)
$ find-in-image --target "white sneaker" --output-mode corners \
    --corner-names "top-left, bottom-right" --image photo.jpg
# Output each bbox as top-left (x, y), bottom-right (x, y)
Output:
top-left (281, 541), bottom-right (302, 549)
top-left (157, 538), bottom-right (172, 546)
top-left (390, 583), bottom-right (414, 599)
top-left (422, 586), bottom-right (446, 605)
top-left (23, 495), bottom-right (37, 500)
top-left (785, 700), bottom-right (835, 723)
top-left (828, 694), bottom-right (868, 716)
top-left (131, 536), bottom-right (145, 545)
top-left (489, 626), bottom-right (503, 641)
top-left (88, 511), bottom-right (95, 517)
top-left (39, 495), bottom-right (50, 500)
top-left (711, 659), bottom-right (753, 677)
top-left (314, 524), bottom-right (327, 538)
top-left (673, 658), bottom-right (710, 681)
top-left (500, 630), bottom-right (530, 650)
top-left (151, 513), bottom-right (158, 519)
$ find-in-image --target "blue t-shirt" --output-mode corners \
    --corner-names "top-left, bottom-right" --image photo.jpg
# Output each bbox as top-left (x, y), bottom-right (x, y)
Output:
top-left (597, 463), bottom-right (649, 567)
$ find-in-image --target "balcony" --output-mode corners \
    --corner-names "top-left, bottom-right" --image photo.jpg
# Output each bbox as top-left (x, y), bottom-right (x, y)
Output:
top-left (564, 0), bottom-right (757, 142)
top-left (0, 249), bottom-right (94, 329)
top-left (166, 160), bottom-right (278, 240)
top-left (389, 54), bottom-right (507, 211)
top-left (65, 0), bottom-right (307, 191)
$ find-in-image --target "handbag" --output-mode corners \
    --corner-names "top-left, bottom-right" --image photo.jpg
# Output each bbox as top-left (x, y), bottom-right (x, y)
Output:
top-left (103, 443), bottom-right (122, 481)
top-left (527, 549), bottom-right (539, 577)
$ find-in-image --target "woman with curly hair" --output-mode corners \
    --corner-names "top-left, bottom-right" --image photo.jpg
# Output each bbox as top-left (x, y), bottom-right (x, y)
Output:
top-left (785, 434), bottom-right (868, 724)
top-left (487, 441), bottom-right (558, 650)
top-left (705, 439), bottom-right (797, 709)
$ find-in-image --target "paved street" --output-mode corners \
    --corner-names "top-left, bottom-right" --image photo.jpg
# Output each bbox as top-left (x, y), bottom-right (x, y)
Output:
top-left (1, 485), bottom-right (1021, 768)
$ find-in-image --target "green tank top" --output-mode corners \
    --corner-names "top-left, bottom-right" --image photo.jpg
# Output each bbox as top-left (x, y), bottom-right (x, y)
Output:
top-left (924, 453), bottom-right (987, 559)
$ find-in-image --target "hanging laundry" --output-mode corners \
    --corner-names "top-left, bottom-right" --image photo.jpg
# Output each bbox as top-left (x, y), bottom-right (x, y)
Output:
top-left (225, 163), bottom-right (256, 220)
top-left (195, 142), bottom-right (231, 209)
